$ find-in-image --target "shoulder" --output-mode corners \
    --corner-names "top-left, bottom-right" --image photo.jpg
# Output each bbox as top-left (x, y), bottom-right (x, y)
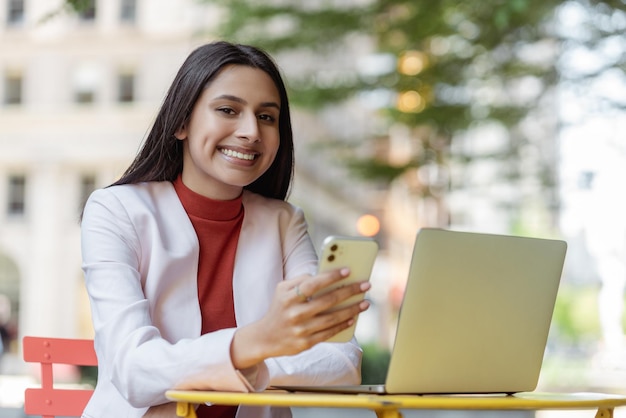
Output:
top-left (91, 181), bottom-right (174, 200)
top-left (88, 181), bottom-right (176, 208)
top-left (84, 182), bottom-right (182, 228)
top-left (83, 181), bottom-right (193, 246)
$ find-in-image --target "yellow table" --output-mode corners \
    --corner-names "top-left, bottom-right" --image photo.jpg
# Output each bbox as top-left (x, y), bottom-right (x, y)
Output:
top-left (166, 389), bottom-right (626, 418)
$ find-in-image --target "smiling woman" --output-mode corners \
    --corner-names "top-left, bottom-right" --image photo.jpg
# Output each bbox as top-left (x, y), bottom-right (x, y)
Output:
top-left (79, 41), bottom-right (370, 418)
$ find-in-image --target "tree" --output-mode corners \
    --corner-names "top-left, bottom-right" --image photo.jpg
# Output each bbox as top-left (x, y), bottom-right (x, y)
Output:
top-left (210, 0), bottom-right (626, 229)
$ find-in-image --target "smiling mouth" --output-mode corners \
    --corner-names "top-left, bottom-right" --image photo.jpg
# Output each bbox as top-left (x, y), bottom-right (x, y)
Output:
top-left (219, 148), bottom-right (258, 161)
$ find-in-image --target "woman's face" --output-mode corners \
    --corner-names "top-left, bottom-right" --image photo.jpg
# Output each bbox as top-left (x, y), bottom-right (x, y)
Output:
top-left (176, 64), bottom-right (281, 200)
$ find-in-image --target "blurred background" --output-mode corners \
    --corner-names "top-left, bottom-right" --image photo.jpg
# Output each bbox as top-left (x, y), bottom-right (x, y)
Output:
top-left (0, 0), bottom-right (625, 416)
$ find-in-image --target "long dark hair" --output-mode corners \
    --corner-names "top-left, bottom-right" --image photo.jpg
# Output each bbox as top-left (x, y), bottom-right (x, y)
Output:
top-left (111, 41), bottom-right (294, 200)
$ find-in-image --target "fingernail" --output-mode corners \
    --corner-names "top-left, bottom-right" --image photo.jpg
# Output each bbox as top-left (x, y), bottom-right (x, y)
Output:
top-left (360, 282), bottom-right (371, 291)
top-left (340, 268), bottom-right (350, 276)
top-left (360, 300), bottom-right (370, 310)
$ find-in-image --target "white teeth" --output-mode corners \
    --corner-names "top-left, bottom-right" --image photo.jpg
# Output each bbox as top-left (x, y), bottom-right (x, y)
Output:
top-left (220, 148), bottom-right (256, 161)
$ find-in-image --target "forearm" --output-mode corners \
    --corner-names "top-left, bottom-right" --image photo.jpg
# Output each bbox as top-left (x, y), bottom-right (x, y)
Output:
top-left (230, 321), bottom-right (272, 370)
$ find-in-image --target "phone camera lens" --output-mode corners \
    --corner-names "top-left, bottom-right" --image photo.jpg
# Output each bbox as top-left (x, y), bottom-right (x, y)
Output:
top-left (327, 254), bottom-right (335, 262)
top-left (330, 244), bottom-right (338, 252)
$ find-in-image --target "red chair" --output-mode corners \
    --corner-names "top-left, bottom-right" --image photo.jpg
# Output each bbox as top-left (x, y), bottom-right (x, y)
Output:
top-left (22, 336), bottom-right (97, 418)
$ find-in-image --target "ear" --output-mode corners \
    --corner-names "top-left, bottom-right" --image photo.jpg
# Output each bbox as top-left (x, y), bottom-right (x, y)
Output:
top-left (174, 124), bottom-right (187, 140)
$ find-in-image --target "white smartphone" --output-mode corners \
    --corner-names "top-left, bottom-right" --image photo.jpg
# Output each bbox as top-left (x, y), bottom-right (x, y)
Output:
top-left (314, 235), bottom-right (379, 343)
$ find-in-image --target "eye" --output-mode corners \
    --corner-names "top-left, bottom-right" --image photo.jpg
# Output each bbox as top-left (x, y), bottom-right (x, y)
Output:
top-left (258, 113), bottom-right (277, 123)
top-left (217, 107), bottom-right (236, 115)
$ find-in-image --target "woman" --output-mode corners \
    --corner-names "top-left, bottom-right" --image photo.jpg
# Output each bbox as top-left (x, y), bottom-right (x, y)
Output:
top-left (80, 41), bottom-right (370, 418)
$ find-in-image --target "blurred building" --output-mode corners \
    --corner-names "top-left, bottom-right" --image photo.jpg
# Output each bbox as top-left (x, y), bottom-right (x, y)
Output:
top-left (0, 0), bottom-right (384, 358)
top-left (0, 0), bottom-right (223, 352)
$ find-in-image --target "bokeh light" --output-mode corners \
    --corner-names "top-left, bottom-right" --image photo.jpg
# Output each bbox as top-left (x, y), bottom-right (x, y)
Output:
top-left (356, 214), bottom-right (380, 237)
top-left (397, 90), bottom-right (425, 113)
top-left (398, 50), bottom-right (427, 75)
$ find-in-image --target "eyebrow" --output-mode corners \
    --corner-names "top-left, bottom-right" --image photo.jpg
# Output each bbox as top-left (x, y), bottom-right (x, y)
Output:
top-left (214, 94), bottom-right (280, 110)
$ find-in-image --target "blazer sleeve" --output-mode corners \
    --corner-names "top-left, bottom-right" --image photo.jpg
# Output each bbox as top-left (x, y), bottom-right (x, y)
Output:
top-left (81, 187), bottom-right (255, 408)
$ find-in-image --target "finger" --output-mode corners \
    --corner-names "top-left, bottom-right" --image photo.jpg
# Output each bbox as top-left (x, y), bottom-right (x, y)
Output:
top-left (307, 298), bottom-right (370, 335)
top-left (309, 300), bottom-right (370, 341)
top-left (313, 319), bottom-right (355, 342)
top-left (287, 269), bottom-right (348, 303)
top-left (281, 275), bottom-right (312, 303)
top-left (293, 283), bottom-right (310, 303)
top-left (300, 267), bottom-right (351, 298)
top-left (307, 280), bottom-right (371, 311)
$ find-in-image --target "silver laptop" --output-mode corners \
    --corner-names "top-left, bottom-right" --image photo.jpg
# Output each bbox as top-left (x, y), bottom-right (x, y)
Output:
top-left (274, 228), bottom-right (567, 395)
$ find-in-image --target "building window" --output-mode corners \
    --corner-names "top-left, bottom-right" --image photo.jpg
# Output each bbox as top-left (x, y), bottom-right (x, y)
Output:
top-left (120, 0), bottom-right (136, 24)
top-left (73, 64), bottom-right (99, 104)
top-left (75, 89), bottom-right (94, 103)
top-left (78, 175), bottom-right (96, 213)
top-left (7, 175), bottom-right (26, 216)
top-left (118, 73), bottom-right (135, 103)
top-left (7, 0), bottom-right (25, 26)
top-left (4, 73), bottom-right (22, 105)
top-left (78, 0), bottom-right (96, 21)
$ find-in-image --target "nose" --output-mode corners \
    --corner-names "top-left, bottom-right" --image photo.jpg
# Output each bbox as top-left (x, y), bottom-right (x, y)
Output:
top-left (236, 112), bottom-right (261, 143)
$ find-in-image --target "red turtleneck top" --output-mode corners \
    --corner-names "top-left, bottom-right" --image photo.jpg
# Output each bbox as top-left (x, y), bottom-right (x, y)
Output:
top-left (173, 176), bottom-right (244, 418)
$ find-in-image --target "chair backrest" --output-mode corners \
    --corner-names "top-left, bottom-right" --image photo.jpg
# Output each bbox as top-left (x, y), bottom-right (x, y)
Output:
top-left (23, 336), bottom-right (97, 418)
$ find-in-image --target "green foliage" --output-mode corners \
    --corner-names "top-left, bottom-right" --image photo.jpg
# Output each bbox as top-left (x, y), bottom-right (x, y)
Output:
top-left (42, 0), bottom-right (94, 22)
top-left (210, 0), bottom-right (374, 54)
top-left (346, 158), bottom-right (414, 183)
top-left (360, 343), bottom-right (391, 384)
top-left (79, 365), bottom-right (98, 387)
top-left (65, 0), bottom-right (93, 12)
top-left (550, 285), bottom-right (626, 345)
top-left (287, 84), bottom-right (363, 110)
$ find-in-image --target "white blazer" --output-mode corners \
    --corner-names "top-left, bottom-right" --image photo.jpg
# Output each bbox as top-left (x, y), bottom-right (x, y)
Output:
top-left (80, 182), bottom-right (362, 418)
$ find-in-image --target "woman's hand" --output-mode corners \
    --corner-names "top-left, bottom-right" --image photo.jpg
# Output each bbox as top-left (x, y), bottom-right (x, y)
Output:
top-left (230, 268), bottom-right (370, 369)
